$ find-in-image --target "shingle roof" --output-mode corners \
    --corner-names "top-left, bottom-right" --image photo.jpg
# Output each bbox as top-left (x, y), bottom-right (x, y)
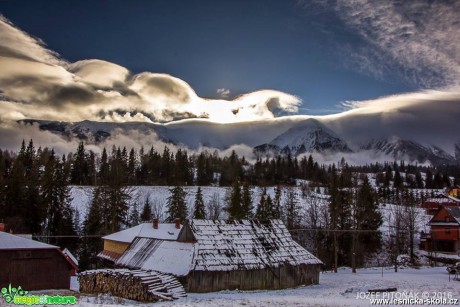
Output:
top-left (116, 219), bottom-right (322, 276)
top-left (102, 223), bottom-right (182, 243)
top-left (188, 219), bottom-right (322, 271)
top-left (0, 232), bottom-right (58, 250)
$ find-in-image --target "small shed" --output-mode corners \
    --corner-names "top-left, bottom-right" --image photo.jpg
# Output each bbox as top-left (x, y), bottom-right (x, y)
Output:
top-left (116, 219), bottom-right (323, 292)
top-left (0, 231), bottom-right (78, 290)
top-left (98, 219), bottom-right (182, 265)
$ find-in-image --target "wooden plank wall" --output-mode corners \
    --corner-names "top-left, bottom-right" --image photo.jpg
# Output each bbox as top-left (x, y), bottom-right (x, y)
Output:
top-left (185, 264), bottom-right (321, 293)
top-left (0, 250), bottom-right (71, 290)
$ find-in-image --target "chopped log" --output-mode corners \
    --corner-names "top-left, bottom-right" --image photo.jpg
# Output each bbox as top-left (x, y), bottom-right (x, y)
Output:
top-left (78, 269), bottom-right (186, 302)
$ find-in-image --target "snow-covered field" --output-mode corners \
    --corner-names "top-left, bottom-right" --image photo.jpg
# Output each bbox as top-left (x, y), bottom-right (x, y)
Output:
top-left (71, 266), bottom-right (460, 306)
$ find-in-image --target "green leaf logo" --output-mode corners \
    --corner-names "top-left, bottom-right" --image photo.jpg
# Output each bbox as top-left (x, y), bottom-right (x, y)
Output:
top-left (0, 284), bottom-right (27, 302)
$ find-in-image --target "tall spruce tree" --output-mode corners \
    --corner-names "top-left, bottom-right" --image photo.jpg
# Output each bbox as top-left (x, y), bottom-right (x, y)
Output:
top-left (284, 187), bottom-right (300, 229)
top-left (80, 186), bottom-right (105, 270)
top-left (166, 186), bottom-right (187, 222)
top-left (256, 188), bottom-right (276, 221)
top-left (140, 198), bottom-right (152, 222)
top-left (193, 187), bottom-right (206, 219)
top-left (273, 185), bottom-right (282, 219)
top-left (41, 151), bottom-right (76, 247)
top-left (351, 176), bottom-right (382, 272)
top-left (226, 179), bottom-right (243, 219)
top-left (71, 142), bottom-right (89, 185)
top-left (256, 188), bottom-right (268, 221)
top-left (128, 202), bottom-right (141, 227)
top-left (241, 183), bottom-right (253, 219)
top-left (23, 140), bottom-right (42, 233)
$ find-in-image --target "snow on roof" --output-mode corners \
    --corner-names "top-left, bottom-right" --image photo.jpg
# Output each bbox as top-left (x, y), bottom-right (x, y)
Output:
top-left (63, 248), bottom-right (79, 266)
top-left (424, 194), bottom-right (460, 203)
top-left (444, 206), bottom-right (460, 224)
top-left (187, 219), bottom-right (323, 271)
top-left (116, 238), bottom-right (195, 276)
top-left (118, 219), bottom-right (322, 275)
top-left (0, 231), bottom-right (57, 250)
top-left (102, 223), bottom-right (182, 243)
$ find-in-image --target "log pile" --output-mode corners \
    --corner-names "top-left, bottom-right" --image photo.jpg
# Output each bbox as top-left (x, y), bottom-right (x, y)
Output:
top-left (79, 269), bottom-right (186, 302)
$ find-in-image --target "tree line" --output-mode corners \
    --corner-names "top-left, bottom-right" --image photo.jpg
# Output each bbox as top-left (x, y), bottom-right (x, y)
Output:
top-left (1, 140), bottom-right (459, 271)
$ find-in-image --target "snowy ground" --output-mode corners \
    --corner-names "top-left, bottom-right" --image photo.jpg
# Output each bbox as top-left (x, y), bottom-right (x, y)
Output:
top-left (70, 266), bottom-right (460, 306)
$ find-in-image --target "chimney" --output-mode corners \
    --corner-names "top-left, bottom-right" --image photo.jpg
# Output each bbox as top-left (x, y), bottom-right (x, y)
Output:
top-left (152, 217), bottom-right (159, 229)
top-left (0, 223), bottom-right (4, 232)
top-left (175, 218), bottom-right (180, 229)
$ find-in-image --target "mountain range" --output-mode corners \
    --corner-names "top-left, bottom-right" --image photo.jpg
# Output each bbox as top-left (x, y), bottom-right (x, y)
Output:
top-left (20, 101), bottom-right (460, 165)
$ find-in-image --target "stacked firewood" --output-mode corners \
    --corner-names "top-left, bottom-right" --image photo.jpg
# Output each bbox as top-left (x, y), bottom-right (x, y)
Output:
top-left (78, 269), bottom-right (186, 302)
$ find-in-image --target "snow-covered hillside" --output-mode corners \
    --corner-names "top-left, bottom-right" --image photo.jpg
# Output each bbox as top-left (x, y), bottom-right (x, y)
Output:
top-left (70, 185), bottom-right (308, 224)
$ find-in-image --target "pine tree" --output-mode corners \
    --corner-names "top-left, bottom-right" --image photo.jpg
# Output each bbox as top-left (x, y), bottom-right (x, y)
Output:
top-left (166, 186), bottom-right (187, 222)
top-left (351, 176), bottom-right (382, 272)
top-left (71, 142), bottom-right (89, 185)
top-left (425, 169), bottom-right (434, 189)
top-left (256, 188), bottom-right (268, 221)
top-left (226, 179), bottom-right (243, 219)
top-left (241, 183), bottom-right (253, 219)
top-left (384, 166), bottom-right (393, 187)
top-left (98, 148), bottom-right (109, 185)
top-left (140, 198), bottom-right (152, 222)
top-left (394, 169), bottom-right (402, 189)
top-left (127, 148), bottom-right (138, 185)
top-left (41, 152), bottom-right (76, 247)
top-left (80, 187), bottom-right (104, 270)
top-left (193, 187), bottom-right (206, 219)
top-left (128, 202), bottom-right (140, 227)
top-left (284, 187), bottom-right (300, 229)
top-left (273, 185), bottom-right (282, 219)
top-left (23, 140), bottom-right (42, 233)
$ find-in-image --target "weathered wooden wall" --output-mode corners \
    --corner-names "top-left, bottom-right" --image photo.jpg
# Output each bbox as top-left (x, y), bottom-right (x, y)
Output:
top-left (0, 249), bottom-right (72, 290)
top-left (185, 264), bottom-right (321, 293)
top-left (103, 240), bottom-right (130, 254)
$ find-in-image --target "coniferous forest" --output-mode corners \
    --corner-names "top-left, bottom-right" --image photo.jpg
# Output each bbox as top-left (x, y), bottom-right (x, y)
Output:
top-left (0, 139), bottom-right (459, 270)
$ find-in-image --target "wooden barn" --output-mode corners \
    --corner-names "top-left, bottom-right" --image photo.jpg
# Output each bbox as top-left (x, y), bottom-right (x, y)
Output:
top-left (97, 219), bottom-right (182, 266)
top-left (115, 219), bottom-right (323, 292)
top-left (0, 231), bottom-right (78, 290)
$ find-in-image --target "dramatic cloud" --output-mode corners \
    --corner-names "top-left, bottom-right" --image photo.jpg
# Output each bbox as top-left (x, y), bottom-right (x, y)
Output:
top-left (0, 15), bottom-right (301, 125)
top-left (0, 15), bottom-right (62, 65)
top-left (68, 60), bottom-right (130, 89)
top-left (321, 88), bottom-right (460, 152)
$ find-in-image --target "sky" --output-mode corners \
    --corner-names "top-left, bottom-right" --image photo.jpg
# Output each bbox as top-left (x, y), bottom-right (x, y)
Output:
top-left (0, 0), bottom-right (459, 125)
top-left (0, 0), bottom-right (459, 120)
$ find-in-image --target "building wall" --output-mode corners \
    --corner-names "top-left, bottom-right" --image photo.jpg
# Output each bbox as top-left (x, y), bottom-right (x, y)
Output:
top-left (185, 264), bottom-right (321, 293)
top-left (0, 249), bottom-right (72, 290)
top-left (431, 225), bottom-right (460, 241)
top-left (103, 240), bottom-right (129, 254)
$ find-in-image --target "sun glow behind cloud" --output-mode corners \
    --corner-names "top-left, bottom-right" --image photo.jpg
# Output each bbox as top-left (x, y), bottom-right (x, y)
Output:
top-left (0, 15), bottom-right (301, 125)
